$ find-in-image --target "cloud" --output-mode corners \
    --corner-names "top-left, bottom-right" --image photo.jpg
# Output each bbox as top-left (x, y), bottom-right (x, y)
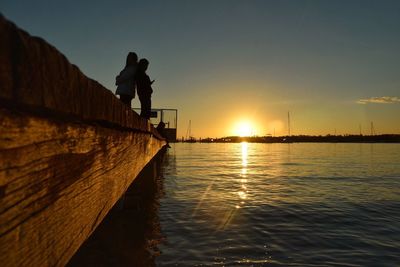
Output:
top-left (357, 96), bottom-right (400, 104)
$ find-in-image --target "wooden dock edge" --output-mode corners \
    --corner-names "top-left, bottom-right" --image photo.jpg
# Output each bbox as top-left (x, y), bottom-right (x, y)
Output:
top-left (0, 15), bottom-right (166, 266)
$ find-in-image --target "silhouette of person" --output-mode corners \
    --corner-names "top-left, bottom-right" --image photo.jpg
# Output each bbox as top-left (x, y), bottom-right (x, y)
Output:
top-left (136, 58), bottom-right (154, 119)
top-left (156, 121), bottom-right (166, 138)
top-left (115, 52), bottom-right (138, 107)
top-left (156, 121), bottom-right (171, 147)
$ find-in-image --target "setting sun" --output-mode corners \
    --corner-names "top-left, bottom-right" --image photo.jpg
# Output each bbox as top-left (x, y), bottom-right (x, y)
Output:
top-left (234, 121), bottom-right (255, 137)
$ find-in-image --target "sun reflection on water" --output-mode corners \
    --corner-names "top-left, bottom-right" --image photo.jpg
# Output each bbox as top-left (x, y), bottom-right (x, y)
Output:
top-left (157, 143), bottom-right (400, 265)
top-left (241, 142), bottom-right (248, 167)
top-left (192, 142), bottom-right (254, 232)
top-left (238, 142), bottom-right (249, 206)
top-left (215, 142), bottom-right (251, 231)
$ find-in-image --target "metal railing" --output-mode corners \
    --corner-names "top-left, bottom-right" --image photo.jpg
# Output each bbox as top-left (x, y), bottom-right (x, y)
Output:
top-left (133, 108), bottom-right (178, 142)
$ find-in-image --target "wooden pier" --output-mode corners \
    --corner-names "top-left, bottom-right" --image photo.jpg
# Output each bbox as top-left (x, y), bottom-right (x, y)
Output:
top-left (0, 15), bottom-right (166, 266)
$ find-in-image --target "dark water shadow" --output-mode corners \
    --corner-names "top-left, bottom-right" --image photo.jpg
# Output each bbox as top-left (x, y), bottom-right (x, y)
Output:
top-left (67, 148), bottom-right (167, 267)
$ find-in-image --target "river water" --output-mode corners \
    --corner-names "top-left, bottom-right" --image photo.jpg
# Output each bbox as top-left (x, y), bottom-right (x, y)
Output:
top-left (155, 143), bottom-right (400, 266)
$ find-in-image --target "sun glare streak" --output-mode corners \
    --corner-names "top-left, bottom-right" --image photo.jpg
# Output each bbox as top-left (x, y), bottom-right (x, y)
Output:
top-left (216, 142), bottom-right (251, 231)
top-left (191, 182), bottom-right (214, 217)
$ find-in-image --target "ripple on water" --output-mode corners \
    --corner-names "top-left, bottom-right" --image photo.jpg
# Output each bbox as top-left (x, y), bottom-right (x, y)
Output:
top-left (156, 143), bottom-right (400, 266)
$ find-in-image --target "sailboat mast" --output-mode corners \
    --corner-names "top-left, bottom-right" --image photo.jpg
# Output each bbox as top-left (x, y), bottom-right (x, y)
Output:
top-left (288, 112), bottom-right (291, 136)
top-left (185, 120), bottom-right (191, 140)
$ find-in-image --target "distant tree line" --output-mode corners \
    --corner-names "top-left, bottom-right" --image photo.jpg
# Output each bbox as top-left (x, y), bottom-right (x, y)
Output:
top-left (179, 134), bottom-right (400, 143)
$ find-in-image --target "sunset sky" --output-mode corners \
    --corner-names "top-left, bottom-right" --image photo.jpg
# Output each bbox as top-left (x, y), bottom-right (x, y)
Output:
top-left (2, 0), bottom-right (400, 138)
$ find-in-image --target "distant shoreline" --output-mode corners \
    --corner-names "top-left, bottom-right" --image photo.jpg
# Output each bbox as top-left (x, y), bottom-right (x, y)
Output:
top-left (179, 134), bottom-right (400, 143)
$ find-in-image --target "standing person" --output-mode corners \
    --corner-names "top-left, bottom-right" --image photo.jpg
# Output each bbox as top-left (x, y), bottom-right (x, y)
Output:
top-left (136, 58), bottom-right (154, 119)
top-left (115, 52), bottom-right (138, 107)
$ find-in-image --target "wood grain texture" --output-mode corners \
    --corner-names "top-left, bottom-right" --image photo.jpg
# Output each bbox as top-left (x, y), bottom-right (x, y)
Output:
top-left (0, 108), bottom-right (166, 266)
top-left (0, 15), bottom-right (159, 137)
top-left (0, 15), bottom-right (167, 266)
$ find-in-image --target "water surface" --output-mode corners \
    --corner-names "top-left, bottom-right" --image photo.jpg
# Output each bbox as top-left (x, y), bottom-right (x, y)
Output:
top-left (156, 143), bottom-right (400, 266)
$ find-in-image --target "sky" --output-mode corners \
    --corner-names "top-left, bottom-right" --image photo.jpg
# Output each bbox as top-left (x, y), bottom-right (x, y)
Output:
top-left (2, 0), bottom-right (400, 138)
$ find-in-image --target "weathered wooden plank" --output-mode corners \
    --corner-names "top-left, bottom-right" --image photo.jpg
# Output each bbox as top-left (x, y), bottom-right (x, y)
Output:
top-left (0, 107), bottom-right (165, 266)
top-left (0, 14), bottom-right (167, 266)
top-left (0, 14), bottom-right (157, 136)
top-left (67, 148), bottom-right (166, 267)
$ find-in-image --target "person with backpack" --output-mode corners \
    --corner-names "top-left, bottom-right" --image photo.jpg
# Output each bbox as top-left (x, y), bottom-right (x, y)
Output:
top-left (115, 52), bottom-right (138, 107)
top-left (136, 58), bottom-right (154, 119)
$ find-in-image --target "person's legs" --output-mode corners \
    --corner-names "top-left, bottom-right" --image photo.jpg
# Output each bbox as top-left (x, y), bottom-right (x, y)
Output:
top-left (139, 96), bottom-right (145, 117)
top-left (139, 95), bottom-right (151, 119)
top-left (143, 96), bottom-right (151, 119)
top-left (119, 94), bottom-right (132, 107)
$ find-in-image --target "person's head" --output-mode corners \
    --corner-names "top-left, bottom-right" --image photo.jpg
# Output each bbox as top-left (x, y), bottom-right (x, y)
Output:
top-left (126, 52), bottom-right (138, 67)
top-left (157, 121), bottom-right (166, 130)
top-left (138, 58), bottom-right (149, 72)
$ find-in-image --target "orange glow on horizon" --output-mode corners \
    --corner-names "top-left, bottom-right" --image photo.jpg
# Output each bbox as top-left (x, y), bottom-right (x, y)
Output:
top-left (233, 121), bottom-right (256, 137)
